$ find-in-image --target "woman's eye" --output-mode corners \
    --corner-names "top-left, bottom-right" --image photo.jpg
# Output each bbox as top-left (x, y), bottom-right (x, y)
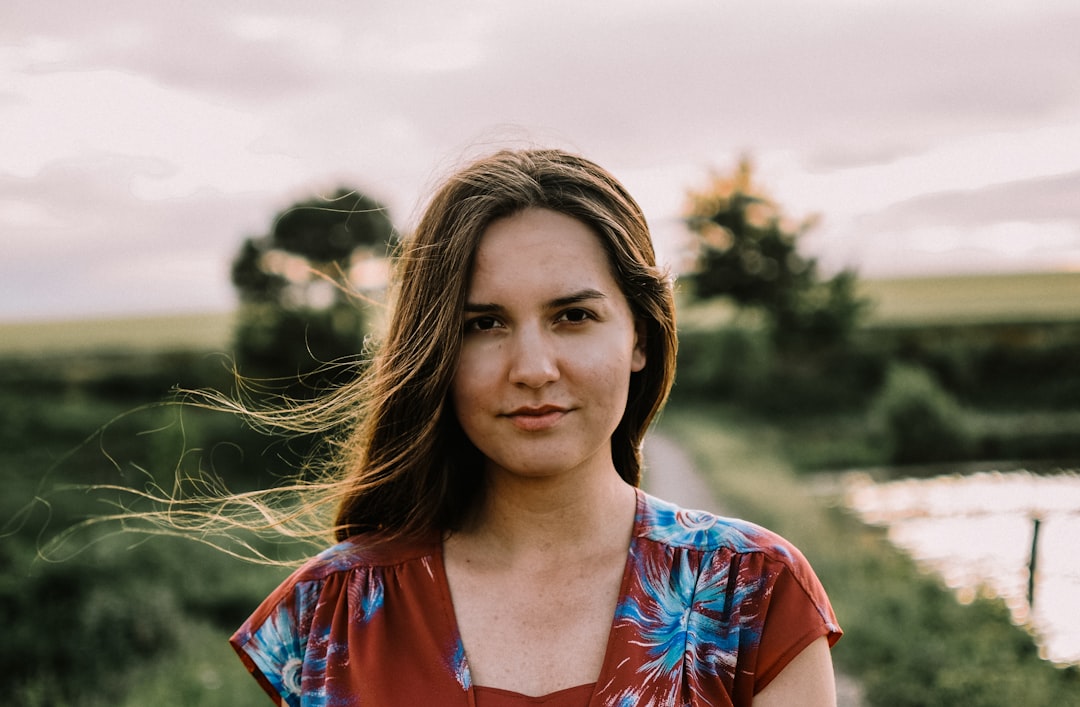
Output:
top-left (465, 316), bottom-right (500, 332)
top-left (559, 308), bottom-right (593, 323)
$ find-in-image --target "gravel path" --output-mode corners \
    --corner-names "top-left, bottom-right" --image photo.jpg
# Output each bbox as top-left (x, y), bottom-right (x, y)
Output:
top-left (642, 432), bottom-right (866, 707)
top-left (642, 432), bottom-right (730, 515)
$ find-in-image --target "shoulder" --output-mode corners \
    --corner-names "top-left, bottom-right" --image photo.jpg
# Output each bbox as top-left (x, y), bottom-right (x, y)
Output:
top-left (288, 534), bottom-right (440, 583)
top-left (634, 490), bottom-right (841, 638)
top-left (232, 534), bottom-right (440, 649)
top-left (632, 490), bottom-right (842, 642)
top-left (635, 490), bottom-right (804, 566)
top-left (230, 535), bottom-right (449, 704)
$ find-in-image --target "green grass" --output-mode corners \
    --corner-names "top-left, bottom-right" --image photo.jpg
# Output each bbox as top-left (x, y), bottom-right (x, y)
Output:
top-left (658, 403), bottom-right (1080, 706)
top-left (4, 270), bottom-right (1076, 357)
top-left (5, 294), bottom-right (1078, 704)
top-left (0, 377), bottom-right (299, 705)
top-left (675, 271), bottom-right (1080, 329)
top-left (857, 271), bottom-right (1080, 325)
top-left (0, 311), bottom-right (235, 356)
top-left (755, 405), bottom-right (1080, 473)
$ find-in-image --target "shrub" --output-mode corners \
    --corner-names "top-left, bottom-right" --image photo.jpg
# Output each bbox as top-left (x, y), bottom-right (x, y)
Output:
top-left (674, 323), bottom-right (891, 415)
top-left (870, 363), bottom-right (976, 464)
top-left (674, 324), bottom-right (773, 400)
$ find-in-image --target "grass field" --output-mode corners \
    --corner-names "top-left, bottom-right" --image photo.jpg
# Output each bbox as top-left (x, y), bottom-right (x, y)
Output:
top-left (0, 311), bottom-right (235, 356)
top-left (3, 272), bottom-right (1078, 356)
top-left (3, 273), bottom-right (1077, 704)
top-left (857, 271), bottom-right (1080, 325)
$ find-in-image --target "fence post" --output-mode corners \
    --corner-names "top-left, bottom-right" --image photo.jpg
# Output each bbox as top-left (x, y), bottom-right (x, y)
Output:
top-left (1028, 515), bottom-right (1041, 609)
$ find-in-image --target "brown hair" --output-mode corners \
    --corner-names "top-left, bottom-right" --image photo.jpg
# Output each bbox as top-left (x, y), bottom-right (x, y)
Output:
top-left (332, 149), bottom-right (677, 541)
top-left (49, 149), bottom-right (677, 563)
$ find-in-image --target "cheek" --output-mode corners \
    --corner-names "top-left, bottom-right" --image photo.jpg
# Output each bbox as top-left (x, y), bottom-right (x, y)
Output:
top-left (575, 347), bottom-right (635, 393)
top-left (448, 358), bottom-right (469, 411)
top-left (450, 348), bottom-right (491, 412)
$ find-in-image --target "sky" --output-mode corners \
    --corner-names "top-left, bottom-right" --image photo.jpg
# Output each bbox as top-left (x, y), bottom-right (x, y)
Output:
top-left (3, 0), bottom-right (1080, 322)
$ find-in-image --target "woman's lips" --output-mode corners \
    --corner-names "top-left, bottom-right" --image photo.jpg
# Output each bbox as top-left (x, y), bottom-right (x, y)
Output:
top-left (504, 406), bottom-right (568, 432)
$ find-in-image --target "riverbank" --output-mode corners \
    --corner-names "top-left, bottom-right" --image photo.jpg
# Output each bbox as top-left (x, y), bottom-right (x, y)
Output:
top-left (656, 403), bottom-right (1080, 707)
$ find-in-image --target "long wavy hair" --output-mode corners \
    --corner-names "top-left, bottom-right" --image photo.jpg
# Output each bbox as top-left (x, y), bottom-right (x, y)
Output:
top-left (78, 149), bottom-right (676, 558)
top-left (327, 148), bottom-right (677, 541)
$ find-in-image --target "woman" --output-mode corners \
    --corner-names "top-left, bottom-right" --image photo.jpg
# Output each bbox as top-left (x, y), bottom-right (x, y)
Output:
top-left (231, 149), bottom-right (841, 706)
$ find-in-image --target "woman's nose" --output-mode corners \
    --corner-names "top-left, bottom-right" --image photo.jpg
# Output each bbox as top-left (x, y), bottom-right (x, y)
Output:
top-left (507, 326), bottom-right (560, 388)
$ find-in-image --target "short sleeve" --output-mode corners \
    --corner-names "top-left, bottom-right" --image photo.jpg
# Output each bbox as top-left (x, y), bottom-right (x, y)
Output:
top-left (753, 561), bottom-right (841, 692)
top-left (231, 579), bottom-right (323, 707)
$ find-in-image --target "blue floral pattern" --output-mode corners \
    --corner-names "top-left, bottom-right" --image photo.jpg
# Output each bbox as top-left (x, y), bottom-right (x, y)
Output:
top-left (232, 490), bottom-right (839, 706)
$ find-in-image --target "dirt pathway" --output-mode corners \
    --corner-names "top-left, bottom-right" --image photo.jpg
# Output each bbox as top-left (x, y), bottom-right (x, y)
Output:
top-left (642, 432), bottom-right (866, 707)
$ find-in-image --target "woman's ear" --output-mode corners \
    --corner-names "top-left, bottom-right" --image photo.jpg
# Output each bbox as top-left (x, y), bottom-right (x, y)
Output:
top-left (631, 320), bottom-right (647, 372)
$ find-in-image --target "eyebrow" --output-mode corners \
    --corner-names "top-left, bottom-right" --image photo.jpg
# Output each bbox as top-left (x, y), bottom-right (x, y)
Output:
top-left (463, 288), bottom-right (609, 313)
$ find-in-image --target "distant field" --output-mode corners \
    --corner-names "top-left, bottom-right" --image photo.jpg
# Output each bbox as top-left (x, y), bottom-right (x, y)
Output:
top-left (0, 311), bottom-right (235, 356)
top-left (679, 271), bottom-right (1080, 330)
top-left (857, 271), bottom-right (1080, 325)
top-left (2, 271), bottom-right (1078, 356)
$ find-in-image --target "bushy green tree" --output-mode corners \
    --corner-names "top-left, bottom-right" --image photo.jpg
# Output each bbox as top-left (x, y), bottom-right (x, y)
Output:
top-left (870, 363), bottom-right (975, 464)
top-left (684, 159), bottom-right (867, 352)
top-left (231, 188), bottom-right (394, 393)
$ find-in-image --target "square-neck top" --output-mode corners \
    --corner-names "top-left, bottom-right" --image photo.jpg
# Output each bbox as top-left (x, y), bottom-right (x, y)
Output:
top-left (231, 489), bottom-right (841, 706)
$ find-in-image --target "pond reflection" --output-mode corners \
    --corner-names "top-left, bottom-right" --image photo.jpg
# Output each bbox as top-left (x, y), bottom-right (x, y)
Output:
top-left (845, 470), bottom-right (1080, 666)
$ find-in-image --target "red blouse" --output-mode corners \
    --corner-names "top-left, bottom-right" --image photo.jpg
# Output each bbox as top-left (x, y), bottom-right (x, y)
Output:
top-left (474, 683), bottom-right (597, 706)
top-left (232, 489), bottom-right (841, 706)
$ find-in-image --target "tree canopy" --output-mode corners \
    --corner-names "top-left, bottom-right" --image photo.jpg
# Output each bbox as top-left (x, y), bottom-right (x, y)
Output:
top-left (684, 158), bottom-right (866, 352)
top-left (230, 187), bottom-right (395, 392)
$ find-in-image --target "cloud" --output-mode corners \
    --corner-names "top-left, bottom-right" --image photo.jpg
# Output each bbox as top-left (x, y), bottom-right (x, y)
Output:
top-left (832, 223), bottom-right (1080, 278)
top-left (0, 66), bottom-right (308, 202)
top-left (859, 170), bottom-right (1080, 232)
top-left (4, 0), bottom-right (1080, 318)
top-left (319, 0), bottom-right (1080, 180)
top-left (89, 21), bottom-right (329, 102)
top-left (10, 1), bottom-right (1078, 174)
top-left (0, 157), bottom-right (272, 319)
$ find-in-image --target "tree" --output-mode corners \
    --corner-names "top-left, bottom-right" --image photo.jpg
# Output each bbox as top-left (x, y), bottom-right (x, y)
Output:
top-left (231, 187), bottom-right (395, 393)
top-left (684, 158), bottom-right (867, 352)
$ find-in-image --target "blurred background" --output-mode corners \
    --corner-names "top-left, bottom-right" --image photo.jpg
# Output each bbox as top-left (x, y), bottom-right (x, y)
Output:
top-left (3, 1), bottom-right (1079, 705)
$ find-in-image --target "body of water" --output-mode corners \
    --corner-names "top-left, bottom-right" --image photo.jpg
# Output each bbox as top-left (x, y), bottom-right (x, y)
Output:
top-left (844, 469), bottom-right (1080, 666)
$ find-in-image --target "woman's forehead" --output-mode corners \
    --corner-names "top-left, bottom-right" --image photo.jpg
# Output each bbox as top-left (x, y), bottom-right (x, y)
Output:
top-left (467, 209), bottom-right (620, 294)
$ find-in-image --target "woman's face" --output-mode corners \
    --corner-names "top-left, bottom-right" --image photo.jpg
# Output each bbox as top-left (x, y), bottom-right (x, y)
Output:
top-left (450, 207), bottom-right (646, 484)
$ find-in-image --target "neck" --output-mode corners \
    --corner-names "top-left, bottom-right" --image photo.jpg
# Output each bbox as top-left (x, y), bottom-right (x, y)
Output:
top-left (455, 467), bottom-right (637, 564)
